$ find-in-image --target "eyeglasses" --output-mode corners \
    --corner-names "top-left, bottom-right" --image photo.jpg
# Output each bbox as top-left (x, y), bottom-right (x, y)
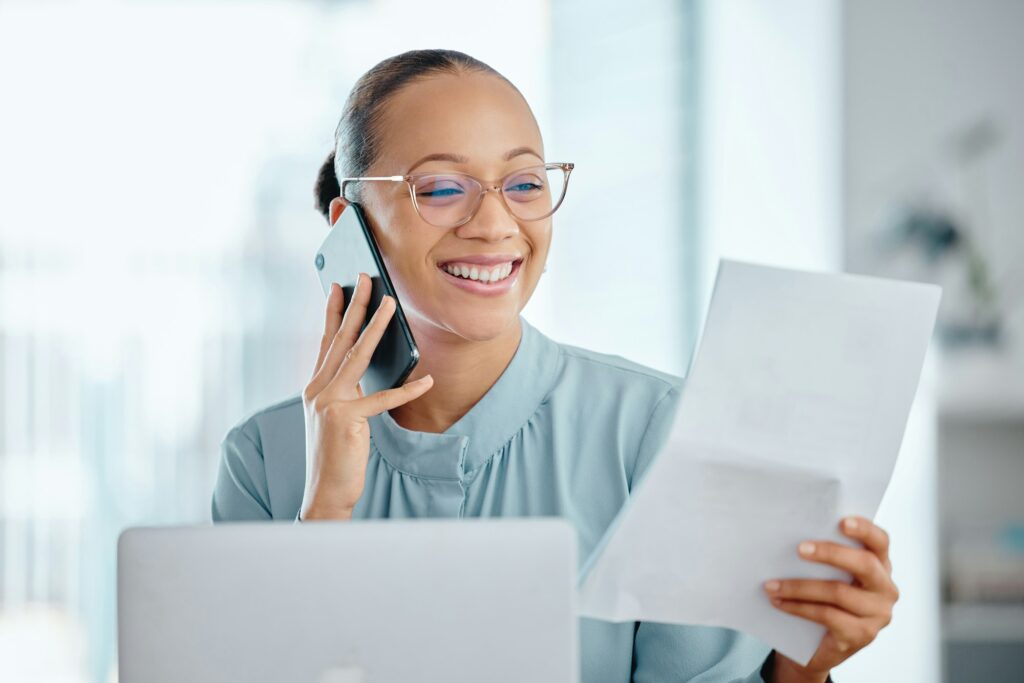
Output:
top-left (339, 162), bottom-right (574, 229)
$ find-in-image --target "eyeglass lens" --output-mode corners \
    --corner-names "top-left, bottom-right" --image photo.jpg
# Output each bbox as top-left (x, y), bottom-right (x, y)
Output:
top-left (412, 165), bottom-right (568, 227)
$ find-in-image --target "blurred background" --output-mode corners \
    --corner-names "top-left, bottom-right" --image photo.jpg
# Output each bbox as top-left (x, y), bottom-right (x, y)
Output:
top-left (1, 0), bottom-right (1021, 681)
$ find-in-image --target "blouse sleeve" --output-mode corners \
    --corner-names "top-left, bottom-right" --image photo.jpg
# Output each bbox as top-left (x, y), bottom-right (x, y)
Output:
top-left (211, 422), bottom-right (273, 521)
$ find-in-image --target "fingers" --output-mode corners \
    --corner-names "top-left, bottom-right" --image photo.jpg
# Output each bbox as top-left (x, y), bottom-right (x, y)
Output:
top-left (840, 515), bottom-right (892, 573)
top-left (768, 520), bottom-right (900, 662)
top-left (767, 598), bottom-right (875, 653)
top-left (763, 578), bottom-right (889, 618)
top-left (350, 374), bottom-right (434, 417)
top-left (797, 540), bottom-right (891, 593)
top-left (312, 282), bottom-right (344, 377)
top-left (321, 294), bottom-right (396, 397)
top-left (308, 273), bottom-right (372, 397)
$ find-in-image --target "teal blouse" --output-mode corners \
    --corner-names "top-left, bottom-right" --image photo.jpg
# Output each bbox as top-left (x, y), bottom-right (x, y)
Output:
top-left (211, 315), bottom-right (773, 682)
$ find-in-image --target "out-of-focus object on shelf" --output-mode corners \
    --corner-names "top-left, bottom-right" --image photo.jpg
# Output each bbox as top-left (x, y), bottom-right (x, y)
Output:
top-left (873, 116), bottom-right (1023, 361)
top-left (942, 522), bottom-right (1024, 683)
top-left (946, 524), bottom-right (1024, 605)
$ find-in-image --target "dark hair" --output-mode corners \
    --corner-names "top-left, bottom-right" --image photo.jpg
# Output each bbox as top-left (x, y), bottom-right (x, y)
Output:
top-left (313, 49), bottom-right (518, 222)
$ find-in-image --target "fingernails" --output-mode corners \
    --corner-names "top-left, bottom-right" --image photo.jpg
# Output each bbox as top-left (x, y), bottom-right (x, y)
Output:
top-left (763, 580), bottom-right (780, 592)
top-left (412, 374), bottom-right (433, 385)
top-left (843, 517), bottom-right (859, 532)
top-left (798, 542), bottom-right (816, 556)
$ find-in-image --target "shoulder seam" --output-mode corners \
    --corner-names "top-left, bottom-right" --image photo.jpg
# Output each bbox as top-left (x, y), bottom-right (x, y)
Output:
top-left (629, 382), bottom-right (678, 488)
top-left (257, 393), bottom-right (303, 416)
top-left (219, 424), bottom-right (273, 518)
top-left (227, 423), bottom-right (266, 464)
top-left (560, 345), bottom-right (681, 389)
top-left (232, 393), bottom-right (302, 437)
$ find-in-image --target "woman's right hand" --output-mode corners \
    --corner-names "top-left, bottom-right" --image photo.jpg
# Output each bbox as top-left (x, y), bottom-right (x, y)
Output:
top-left (299, 272), bottom-right (433, 520)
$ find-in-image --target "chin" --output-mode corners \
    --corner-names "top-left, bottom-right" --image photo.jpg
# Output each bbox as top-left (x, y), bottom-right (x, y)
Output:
top-left (441, 306), bottom-right (520, 342)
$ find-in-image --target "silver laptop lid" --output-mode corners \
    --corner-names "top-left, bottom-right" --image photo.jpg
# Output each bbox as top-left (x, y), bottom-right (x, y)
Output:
top-left (118, 518), bottom-right (578, 683)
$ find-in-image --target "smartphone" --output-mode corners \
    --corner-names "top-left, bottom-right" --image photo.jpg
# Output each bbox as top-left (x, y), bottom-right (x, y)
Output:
top-left (313, 202), bottom-right (419, 396)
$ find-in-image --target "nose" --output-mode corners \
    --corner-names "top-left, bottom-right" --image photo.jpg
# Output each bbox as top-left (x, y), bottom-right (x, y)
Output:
top-left (453, 187), bottom-right (520, 242)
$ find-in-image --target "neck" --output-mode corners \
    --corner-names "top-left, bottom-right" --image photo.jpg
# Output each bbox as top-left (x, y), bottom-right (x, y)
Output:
top-left (388, 316), bottom-right (523, 434)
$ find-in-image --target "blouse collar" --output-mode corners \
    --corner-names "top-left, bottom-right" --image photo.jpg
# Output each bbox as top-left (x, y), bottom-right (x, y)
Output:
top-left (367, 315), bottom-right (563, 481)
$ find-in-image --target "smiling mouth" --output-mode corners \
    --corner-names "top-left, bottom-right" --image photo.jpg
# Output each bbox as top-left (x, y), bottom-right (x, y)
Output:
top-left (437, 258), bottom-right (524, 285)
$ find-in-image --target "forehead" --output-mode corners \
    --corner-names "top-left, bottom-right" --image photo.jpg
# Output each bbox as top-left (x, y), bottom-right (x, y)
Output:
top-left (374, 72), bottom-right (543, 174)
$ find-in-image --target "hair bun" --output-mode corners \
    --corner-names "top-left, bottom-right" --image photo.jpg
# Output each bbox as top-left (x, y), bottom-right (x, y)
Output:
top-left (313, 150), bottom-right (339, 221)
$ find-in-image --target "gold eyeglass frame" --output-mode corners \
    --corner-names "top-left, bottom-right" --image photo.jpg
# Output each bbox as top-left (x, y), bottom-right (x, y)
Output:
top-left (339, 162), bottom-right (575, 229)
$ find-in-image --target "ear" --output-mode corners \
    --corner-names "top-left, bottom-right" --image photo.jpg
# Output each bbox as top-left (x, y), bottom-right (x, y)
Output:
top-left (328, 196), bottom-right (350, 226)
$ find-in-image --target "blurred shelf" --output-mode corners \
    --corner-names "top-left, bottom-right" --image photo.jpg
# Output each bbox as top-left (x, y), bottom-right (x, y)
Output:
top-left (943, 602), bottom-right (1024, 642)
top-left (937, 347), bottom-right (1024, 422)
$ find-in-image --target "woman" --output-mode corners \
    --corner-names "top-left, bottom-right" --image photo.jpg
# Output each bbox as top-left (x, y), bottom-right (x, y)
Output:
top-left (212, 49), bottom-right (899, 683)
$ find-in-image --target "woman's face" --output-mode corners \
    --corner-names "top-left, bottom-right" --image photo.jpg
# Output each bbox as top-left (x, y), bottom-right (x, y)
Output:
top-left (329, 72), bottom-right (552, 344)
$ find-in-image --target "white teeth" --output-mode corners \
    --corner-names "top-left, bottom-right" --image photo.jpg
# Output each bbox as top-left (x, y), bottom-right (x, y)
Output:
top-left (443, 260), bottom-right (516, 283)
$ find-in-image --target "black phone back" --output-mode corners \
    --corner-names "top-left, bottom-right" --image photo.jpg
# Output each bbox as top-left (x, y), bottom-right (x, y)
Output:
top-left (314, 202), bottom-right (419, 396)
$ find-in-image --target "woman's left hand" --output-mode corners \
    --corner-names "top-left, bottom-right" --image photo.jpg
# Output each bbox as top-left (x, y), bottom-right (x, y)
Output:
top-left (762, 515), bottom-right (900, 683)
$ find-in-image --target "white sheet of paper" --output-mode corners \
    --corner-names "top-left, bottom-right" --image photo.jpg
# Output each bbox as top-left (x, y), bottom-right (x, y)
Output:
top-left (577, 259), bottom-right (941, 666)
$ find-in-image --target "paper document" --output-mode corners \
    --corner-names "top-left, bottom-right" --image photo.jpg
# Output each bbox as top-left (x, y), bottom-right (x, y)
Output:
top-left (577, 259), bottom-right (941, 666)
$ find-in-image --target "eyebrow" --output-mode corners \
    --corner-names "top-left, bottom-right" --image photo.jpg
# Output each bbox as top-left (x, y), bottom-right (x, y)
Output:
top-left (404, 146), bottom-right (542, 174)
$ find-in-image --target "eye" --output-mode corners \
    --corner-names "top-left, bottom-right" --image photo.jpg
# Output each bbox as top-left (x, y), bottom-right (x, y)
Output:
top-left (419, 186), bottom-right (463, 198)
top-left (504, 172), bottom-right (545, 197)
top-left (418, 184), bottom-right (463, 198)
top-left (508, 181), bottom-right (541, 192)
top-left (415, 176), bottom-right (470, 204)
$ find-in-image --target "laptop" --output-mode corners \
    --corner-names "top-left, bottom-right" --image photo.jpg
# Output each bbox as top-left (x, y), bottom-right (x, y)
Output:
top-left (117, 518), bottom-right (578, 683)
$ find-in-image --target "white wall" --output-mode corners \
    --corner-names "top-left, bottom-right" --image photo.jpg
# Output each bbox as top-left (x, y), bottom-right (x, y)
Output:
top-left (698, 0), bottom-right (841, 299)
top-left (541, 0), bottom-right (696, 376)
